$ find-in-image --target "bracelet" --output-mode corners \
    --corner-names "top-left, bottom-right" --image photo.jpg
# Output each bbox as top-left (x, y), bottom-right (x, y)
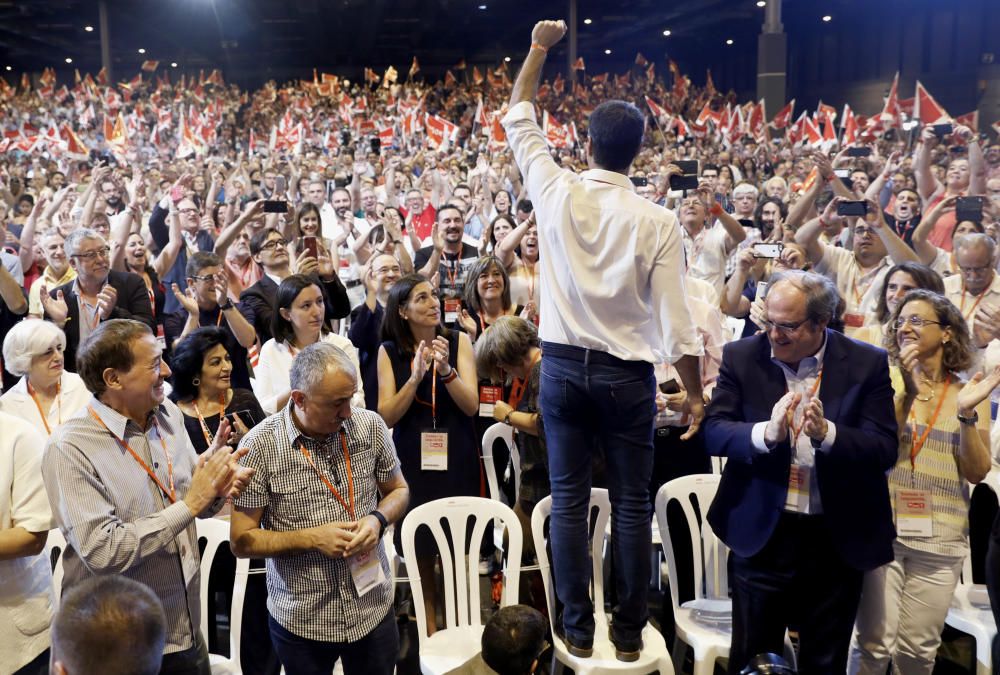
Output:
top-left (957, 410), bottom-right (979, 426)
top-left (503, 411), bottom-right (514, 426)
top-left (441, 369), bottom-right (458, 384)
top-left (530, 43), bottom-right (548, 53)
top-left (369, 509), bottom-right (388, 537)
top-left (219, 300), bottom-right (234, 311)
top-left (709, 203), bottom-right (724, 217)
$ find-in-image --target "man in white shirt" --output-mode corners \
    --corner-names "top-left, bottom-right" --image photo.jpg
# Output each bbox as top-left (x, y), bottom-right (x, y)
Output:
top-left (503, 19), bottom-right (704, 663)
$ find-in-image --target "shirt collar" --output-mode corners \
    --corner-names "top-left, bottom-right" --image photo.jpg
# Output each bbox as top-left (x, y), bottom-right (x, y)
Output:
top-left (580, 169), bottom-right (636, 193)
top-left (770, 330), bottom-right (828, 379)
top-left (89, 395), bottom-right (166, 437)
top-left (282, 399), bottom-right (352, 448)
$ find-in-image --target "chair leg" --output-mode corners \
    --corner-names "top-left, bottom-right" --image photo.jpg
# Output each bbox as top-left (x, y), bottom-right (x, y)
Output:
top-left (671, 636), bottom-right (687, 674)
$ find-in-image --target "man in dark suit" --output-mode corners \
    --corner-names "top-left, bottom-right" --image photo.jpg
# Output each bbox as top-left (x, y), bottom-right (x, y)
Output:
top-left (239, 228), bottom-right (350, 343)
top-left (40, 229), bottom-right (154, 371)
top-left (703, 270), bottom-right (897, 674)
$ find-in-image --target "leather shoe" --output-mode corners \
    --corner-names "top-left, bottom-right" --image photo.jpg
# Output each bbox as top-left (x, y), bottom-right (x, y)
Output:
top-left (554, 620), bottom-right (593, 658)
top-left (609, 628), bottom-right (643, 662)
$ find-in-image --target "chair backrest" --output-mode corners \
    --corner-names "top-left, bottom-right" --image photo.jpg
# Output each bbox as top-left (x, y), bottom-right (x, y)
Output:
top-left (195, 517), bottom-right (233, 645)
top-left (46, 528), bottom-right (68, 610)
top-left (531, 489), bottom-right (612, 630)
top-left (481, 422), bottom-right (520, 503)
top-left (723, 316), bottom-right (746, 343)
top-left (227, 556), bottom-right (253, 671)
top-left (654, 474), bottom-right (728, 612)
top-left (962, 470), bottom-right (1000, 584)
top-left (400, 497), bottom-right (522, 644)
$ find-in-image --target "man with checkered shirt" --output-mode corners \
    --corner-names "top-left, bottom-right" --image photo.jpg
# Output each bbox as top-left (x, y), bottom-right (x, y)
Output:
top-left (231, 342), bottom-right (409, 675)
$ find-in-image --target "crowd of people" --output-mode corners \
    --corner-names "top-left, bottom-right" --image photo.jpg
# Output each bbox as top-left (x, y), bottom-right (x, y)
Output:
top-left (2, 13), bottom-right (1000, 675)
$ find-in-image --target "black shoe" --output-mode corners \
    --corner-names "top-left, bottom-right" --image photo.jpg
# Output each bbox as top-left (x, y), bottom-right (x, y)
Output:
top-left (554, 620), bottom-right (594, 658)
top-left (609, 627), bottom-right (643, 662)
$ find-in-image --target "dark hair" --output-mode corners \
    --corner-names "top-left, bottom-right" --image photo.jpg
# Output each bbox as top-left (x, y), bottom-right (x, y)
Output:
top-left (453, 182), bottom-right (473, 195)
top-left (52, 575), bottom-right (166, 675)
top-left (701, 163), bottom-right (720, 175)
top-left (437, 203), bottom-right (463, 222)
top-left (492, 190), bottom-right (513, 214)
top-left (481, 605), bottom-right (549, 675)
top-left (587, 100), bottom-right (645, 174)
top-left (886, 289), bottom-right (973, 373)
top-left (77, 319), bottom-right (152, 397)
top-left (272, 274), bottom-right (325, 345)
top-left (490, 214), bottom-right (517, 248)
top-left (381, 273), bottom-right (447, 353)
top-left (185, 251), bottom-right (222, 279)
top-left (754, 197), bottom-right (789, 239)
top-left (874, 262), bottom-right (944, 323)
top-left (515, 199), bottom-right (533, 215)
top-left (295, 202), bottom-right (321, 234)
top-left (463, 256), bottom-right (512, 314)
top-left (168, 326), bottom-right (233, 401)
top-left (249, 226), bottom-right (281, 257)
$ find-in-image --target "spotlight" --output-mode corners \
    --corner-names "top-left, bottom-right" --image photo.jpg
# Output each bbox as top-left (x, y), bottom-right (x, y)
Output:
top-left (822, 15), bottom-right (832, 21)
top-left (504, 56), bottom-right (511, 62)
top-left (84, 25), bottom-right (94, 32)
top-left (171, 62), bottom-right (178, 68)
top-left (604, 49), bottom-right (611, 54)
top-left (138, 48), bottom-right (146, 54)
top-left (65, 58), bottom-right (73, 64)
top-left (756, 1), bottom-right (766, 6)
top-left (726, 39), bottom-right (734, 45)
top-left (584, 18), bottom-right (592, 24)
top-left (663, 29), bottom-right (671, 36)
top-left (5, 66), bottom-right (11, 71)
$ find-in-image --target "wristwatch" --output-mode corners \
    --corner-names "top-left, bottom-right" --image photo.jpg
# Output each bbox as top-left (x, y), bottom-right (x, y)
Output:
top-left (369, 509), bottom-right (388, 537)
top-left (957, 410), bottom-right (979, 426)
top-left (219, 300), bottom-right (234, 311)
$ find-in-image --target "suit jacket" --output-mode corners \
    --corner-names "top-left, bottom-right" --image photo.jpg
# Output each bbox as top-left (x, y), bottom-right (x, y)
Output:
top-left (49, 270), bottom-right (156, 372)
top-left (239, 273), bottom-right (351, 344)
top-left (703, 329), bottom-right (897, 571)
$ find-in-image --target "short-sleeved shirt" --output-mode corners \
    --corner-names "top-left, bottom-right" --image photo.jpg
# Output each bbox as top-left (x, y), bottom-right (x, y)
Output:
top-left (413, 243), bottom-right (480, 302)
top-left (683, 223), bottom-right (731, 300)
top-left (814, 246), bottom-right (890, 334)
top-left (235, 403), bottom-right (400, 642)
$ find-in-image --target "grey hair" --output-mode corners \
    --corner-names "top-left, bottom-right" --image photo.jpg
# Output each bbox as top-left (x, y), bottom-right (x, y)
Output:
top-left (954, 233), bottom-right (997, 260)
top-left (2, 318), bottom-right (67, 376)
top-left (768, 270), bottom-right (841, 325)
top-left (63, 227), bottom-right (106, 257)
top-left (290, 342), bottom-right (357, 393)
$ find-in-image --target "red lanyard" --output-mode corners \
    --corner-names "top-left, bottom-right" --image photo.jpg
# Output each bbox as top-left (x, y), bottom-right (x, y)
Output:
top-left (786, 367), bottom-right (824, 449)
top-left (908, 373), bottom-right (951, 470)
top-left (193, 393), bottom-right (227, 446)
top-left (431, 361), bottom-right (438, 428)
top-left (299, 432), bottom-right (355, 520)
top-left (146, 286), bottom-right (156, 319)
top-left (960, 282), bottom-right (988, 322)
top-left (507, 351), bottom-right (541, 410)
top-left (27, 379), bottom-right (61, 435)
top-left (88, 406), bottom-right (176, 503)
top-left (443, 255), bottom-right (459, 288)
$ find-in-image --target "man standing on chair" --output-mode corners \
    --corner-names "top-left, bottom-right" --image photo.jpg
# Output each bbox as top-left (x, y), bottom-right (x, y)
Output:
top-left (503, 20), bottom-right (705, 662)
top-left (703, 271), bottom-right (897, 674)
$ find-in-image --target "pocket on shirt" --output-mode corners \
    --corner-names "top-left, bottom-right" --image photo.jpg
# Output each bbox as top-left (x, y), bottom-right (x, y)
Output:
top-left (10, 591), bottom-right (53, 637)
top-left (270, 474), bottom-right (314, 513)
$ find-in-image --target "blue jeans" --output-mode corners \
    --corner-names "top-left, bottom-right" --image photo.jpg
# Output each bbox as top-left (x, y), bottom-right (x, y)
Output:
top-left (539, 342), bottom-right (656, 647)
top-left (268, 609), bottom-right (397, 675)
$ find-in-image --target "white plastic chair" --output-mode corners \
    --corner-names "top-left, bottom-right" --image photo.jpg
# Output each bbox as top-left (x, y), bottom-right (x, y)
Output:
top-left (723, 316), bottom-right (746, 343)
top-left (400, 496), bottom-right (523, 674)
top-left (46, 528), bottom-right (68, 610)
top-left (532, 489), bottom-right (674, 674)
top-left (481, 422), bottom-right (520, 504)
top-left (195, 517), bottom-right (248, 675)
top-left (945, 472), bottom-right (1000, 675)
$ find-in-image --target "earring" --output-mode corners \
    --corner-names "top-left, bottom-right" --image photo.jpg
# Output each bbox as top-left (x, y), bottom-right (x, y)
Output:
top-left (192, 377), bottom-right (200, 386)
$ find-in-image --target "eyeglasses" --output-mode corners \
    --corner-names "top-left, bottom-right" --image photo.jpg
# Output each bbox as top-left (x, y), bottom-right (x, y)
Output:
top-left (177, 207), bottom-right (199, 216)
top-left (854, 226), bottom-right (875, 237)
top-left (72, 246), bottom-right (111, 261)
top-left (260, 238), bottom-right (288, 251)
top-left (189, 274), bottom-right (216, 283)
top-left (959, 264), bottom-right (992, 275)
top-left (761, 318), bottom-right (809, 335)
top-left (895, 316), bottom-right (945, 329)
top-left (375, 266), bottom-right (401, 275)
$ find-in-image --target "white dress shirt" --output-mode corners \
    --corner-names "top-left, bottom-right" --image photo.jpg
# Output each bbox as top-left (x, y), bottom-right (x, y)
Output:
top-left (251, 332), bottom-right (365, 413)
top-left (502, 101), bottom-right (702, 364)
top-left (0, 372), bottom-right (92, 436)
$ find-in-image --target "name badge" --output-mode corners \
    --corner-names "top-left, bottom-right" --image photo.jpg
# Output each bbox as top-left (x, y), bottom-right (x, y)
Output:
top-left (784, 464), bottom-right (811, 514)
top-left (895, 488), bottom-right (933, 537)
top-left (178, 529), bottom-right (200, 589)
top-left (443, 298), bottom-right (461, 324)
top-left (843, 312), bottom-right (864, 328)
top-left (349, 549), bottom-right (385, 596)
top-left (421, 430), bottom-right (448, 471)
top-left (479, 385), bottom-right (502, 417)
top-left (156, 324), bottom-right (167, 350)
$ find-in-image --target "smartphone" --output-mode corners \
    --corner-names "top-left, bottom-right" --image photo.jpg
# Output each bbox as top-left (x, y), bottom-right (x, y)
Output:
top-left (659, 379), bottom-right (681, 395)
top-left (340, 130), bottom-right (351, 147)
top-left (956, 196), bottom-right (985, 223)
top-left (837, 200), bottom-right (869, 217)
top-left (629, 176), bottom-right (648, 187)
top-left (846, 146), bottom-right (872, 157)
top-left (274, 175), bottom-right (287, 195)
top-left (834, 169), bottom-right (853, 189)
top-left (752, 242), bottom-right (783, 259)
top-left (932, 123), bottom-right (954, 139)
top-left (263, 200), bottom-right (287, 213)
top-left (302, 235), bottom-right (319, 259)
top-left (370, 137), bottom-right (382, 156)
top-left (225, 409), bottom-right (259, 432)
top-left (755, 281), bottom-right (769, 301)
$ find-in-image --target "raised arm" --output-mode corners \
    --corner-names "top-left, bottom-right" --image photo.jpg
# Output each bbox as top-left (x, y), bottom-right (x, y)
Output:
top-left (912, 195), bottom-right (957, 265)
top-left (215, 200), bottom-right (265, 259)
top-left (494, 214), bottom-right (531, 269)
top-left (866, 198), bottom-right (919, 264)
top-left (914, 127), bottom-right (943, 203)
top-left (18, 195), bottom-right (49, 271)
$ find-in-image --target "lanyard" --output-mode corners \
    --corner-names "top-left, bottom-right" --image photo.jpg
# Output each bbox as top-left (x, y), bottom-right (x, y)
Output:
top-left (908, 373), bottom-right (951, 471)
top-left (443, 254), bottom-right (459, 288)
top-left (193, 393), bottom-right (227, 446)
top-left (146, 285), bottom-right (156, 320)
top-left (88, 406), bottom-right (176, 503)
top-left (27, 379), bottom-right (61, 435)
top-left (299, 431), bottom-right (355, 520)
top-left (960, 282), bottom-right (988, 322)
top-left (507, 351), bottom-right (542, 410)
top-left (786, 367), bottom-right (824, 449)
top-left (431, 361), bottom-right (438, 429)
top-left (851, 266), bottom-right (881, 306)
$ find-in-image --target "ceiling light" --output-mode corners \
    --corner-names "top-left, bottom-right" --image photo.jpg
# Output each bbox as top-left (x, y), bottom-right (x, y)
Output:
top-left (726, 39), bottom-right (734, 44)
top-left (171, 62), bottom-right (178, 68)
top-left (756, 1), bottom-right (766, 6)
top-left (478, 4), bottom-right (486, 8)
top-left (504, 56), bottom-right (511, 62)
top-left (583, 18), bottom-right (592, 24)
top-left (663, 29), bottom-right (671, 36)
top-left (65, 58), bottom-right (73, 64)
top-left (5, 66), bottom-right (11, 71)
top-left (604, 49), bottom-right (612, 54)
top-left (84, 25), bottom-right (94, 32)
top-left (822, 15), bottom-right (832, 21)
top-left (138, 48), bottom-right (146, 54)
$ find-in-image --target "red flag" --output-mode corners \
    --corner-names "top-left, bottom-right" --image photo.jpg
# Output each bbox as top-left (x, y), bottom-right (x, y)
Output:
top-left (696, 102), bottom-right (718, 127)
top-left (553, 73), bottom-right (565, 96)
top-left (880, 72), bottom-right (902, 128)
top-left (573, 57), bottom-right (585, 71)
top-left (645, 96), bottom-right (671, 122)
top-left (409, 56), bottom-right (420, 78)
top-left (248, 128), bottom-right (257, 156)
top-left (20, 72), bottom-right (31, 92)
top-left (472, 66), bottom-right (484, 86)
top-left (616, 72), bottom-right (631, 87)
top-left (60, 123), bottom-right (89, 159)
top-left (770, 99), bottom-right (795, 129)
top-left (801, 167), bottom-right (820, 193)
top-left (898, 97), bottom-right (915, 118)
top-left (816, 101), bottom-right (837, 124)
top-left (141, 60), bottom-right (159, 72)
top-left (786, 111), bottom-right (808, 144)
top-left (592, 73), bottom-right (608, 84)
top-left (673, 117), bottom-right (691, 139)
top-left (955, 111), bottom-right (979, 132)
top-left (425, 114), bottom-right (457, 149)
top-left (821, 114), bottom-right (837, 144)
top-left (377, 125), bottom-right (395, 146)
top-left (705, 69), bottom-right (716, 96)
top-left (542, 110), bottom-right (571, 148)
top-left (841, 104), bottom-right (859, 145)
top-left (646, 63), bottom-right (655, 81)
top-left (96, 67), bottom-right (108, 86)
top-left (455, 59), bottom-right (467, 70)
top-left (914, 81), bottom-right (950, 125)
top-left (802, 115), bottom-right (823, 146)
top-left (444, 70), bottom-right (457, 88)
top-left (634, 53), bottom-right (649, 67)
top-left (489, 113), bottom-right (507, 151)
top-left (748, 100), bottom-right (766, 140)
top-left (669, 60), bottom-right (688, 102)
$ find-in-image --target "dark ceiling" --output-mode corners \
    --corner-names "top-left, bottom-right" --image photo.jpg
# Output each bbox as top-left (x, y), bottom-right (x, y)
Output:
top-left (0, 0), bottom-right (775, 89)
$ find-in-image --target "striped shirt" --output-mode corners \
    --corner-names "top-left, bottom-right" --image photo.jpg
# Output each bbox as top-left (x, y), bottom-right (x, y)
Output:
top-left (42, 396), bottom-right (219, 654)
top-left (235, 402), bottom-right (400, 642)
